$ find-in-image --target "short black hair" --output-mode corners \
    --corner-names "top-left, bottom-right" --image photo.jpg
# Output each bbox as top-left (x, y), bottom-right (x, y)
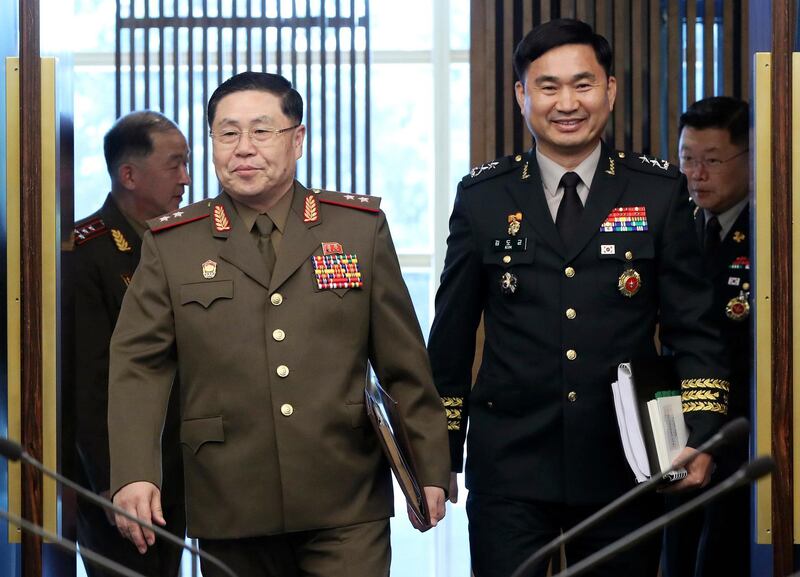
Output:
top-left (513, 18), bottom-right (613, 83)
top-left (103, 110), bottom-right (181, 178)
top-left (207, 71), bottom-right (304, 127)
top-left (679, 96), bottom-right (749, 148)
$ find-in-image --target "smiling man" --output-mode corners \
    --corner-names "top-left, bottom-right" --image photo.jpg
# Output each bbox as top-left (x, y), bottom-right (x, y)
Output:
top-left (428, 19), bottom-right (730, 577)
top-left (107, 72), bottom-right (449, 577)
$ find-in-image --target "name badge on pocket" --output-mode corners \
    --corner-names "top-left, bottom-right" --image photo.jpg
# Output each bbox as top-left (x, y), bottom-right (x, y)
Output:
top-left (492, 237), bottom-right (528, 252)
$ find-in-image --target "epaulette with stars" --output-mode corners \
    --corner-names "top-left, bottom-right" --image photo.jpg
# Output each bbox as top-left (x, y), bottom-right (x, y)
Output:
top-left (73, 217), bottom-right (109, 245)
top-left (461, 154), bottom-right (525, 188)
top-left (616, 150), bottom-right (680, 179)
top-left (146, 199), bottom-right (213, 233)
top-left (312, 189), bottom-right (381, 214)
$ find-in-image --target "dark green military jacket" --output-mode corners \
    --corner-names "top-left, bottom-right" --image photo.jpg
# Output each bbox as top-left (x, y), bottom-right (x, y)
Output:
top-left (428, 144), bottom-right (730, 505)
top-left (73, 194), bottom-right (183, 505)
top-left (108, 182), bottom-right (450, 538)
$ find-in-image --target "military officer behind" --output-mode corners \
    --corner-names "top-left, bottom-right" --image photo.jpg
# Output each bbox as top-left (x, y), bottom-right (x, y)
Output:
top-left (107, 71), bottom-right (450, 577)
top-left (428, 19), bottom-right (730, 577)
top-left (662, 96), bottom-right (751, 577)
top-left (73, 110), bottom-right (190, 576)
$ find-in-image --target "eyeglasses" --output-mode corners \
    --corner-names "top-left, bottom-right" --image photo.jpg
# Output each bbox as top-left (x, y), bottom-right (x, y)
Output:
top-left (210, 124), bottom-right (300, 147)
top-left (679, 149), bottom-right (748, 172)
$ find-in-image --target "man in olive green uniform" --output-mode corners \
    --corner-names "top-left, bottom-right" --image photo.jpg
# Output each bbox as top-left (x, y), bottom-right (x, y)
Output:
top-left (73, 111), bottom-right (190, 576)
top-left (108, 72), bottom-right (449, 577)
top-left (662, 96), bottom-right (752, 577)
top-left (428, 20), bottom-right (730, 577)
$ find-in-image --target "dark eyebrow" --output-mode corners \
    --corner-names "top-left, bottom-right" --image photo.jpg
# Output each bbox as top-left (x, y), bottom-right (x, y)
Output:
top-left (533, 71), bottom-right (598, 85)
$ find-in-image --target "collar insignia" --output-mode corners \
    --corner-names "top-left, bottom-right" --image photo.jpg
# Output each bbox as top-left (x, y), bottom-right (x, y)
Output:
top-left (213, 205), bottom-right (231, 232)
top-left (111, 229), bottom-right (132, 252)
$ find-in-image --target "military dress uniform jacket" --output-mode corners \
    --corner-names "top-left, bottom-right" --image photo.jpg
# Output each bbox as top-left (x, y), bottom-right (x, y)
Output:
top-left (694, 204), bottom-right (751, 419)
top-left (73, 194), bottom-right (183, 507)
top-left (108, 182), bottom-right (450, 539)
top-left (428, 145), bottom-right (731, 505)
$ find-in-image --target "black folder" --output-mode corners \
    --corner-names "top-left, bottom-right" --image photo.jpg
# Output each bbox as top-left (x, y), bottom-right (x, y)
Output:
top-left (364, 379), bottom-right (430, 526)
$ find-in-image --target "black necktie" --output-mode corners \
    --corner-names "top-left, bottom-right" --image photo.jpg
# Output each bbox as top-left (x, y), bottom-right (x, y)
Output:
top-left (704, 215), bottom-right (722, 258)
top-left (255, 213), bottom-right (277, 275)
top-left (556, 171), bottom-right (583, 243)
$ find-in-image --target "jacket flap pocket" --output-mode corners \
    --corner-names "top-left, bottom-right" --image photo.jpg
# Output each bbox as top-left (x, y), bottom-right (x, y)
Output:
top-left (180, 280), bottom-right (233, 308)
top-left (180, 416), bottom-right (225, 453)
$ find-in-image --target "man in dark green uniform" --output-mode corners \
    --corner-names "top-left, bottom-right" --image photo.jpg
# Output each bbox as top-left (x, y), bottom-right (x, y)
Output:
top-left (662, 96), bottom-right (751, 577)
top-left (428, 19), bottom-right (730, 577)
top-left (73, 111), bottom-right (190, 576)
top-left (107, 72), bottom-right (450, 577)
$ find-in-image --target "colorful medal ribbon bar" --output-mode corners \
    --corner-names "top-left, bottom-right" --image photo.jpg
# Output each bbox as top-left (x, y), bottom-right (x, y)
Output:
top-left (600, 206), bottom-right (648, 232)
top-left (312, 254), bottom-right (363, 289)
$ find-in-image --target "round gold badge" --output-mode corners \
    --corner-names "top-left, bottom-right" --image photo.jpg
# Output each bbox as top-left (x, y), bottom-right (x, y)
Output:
top-left (618, 269), bottom-right (641, 297)
top-left (726, 295), bottom-right (750, 321)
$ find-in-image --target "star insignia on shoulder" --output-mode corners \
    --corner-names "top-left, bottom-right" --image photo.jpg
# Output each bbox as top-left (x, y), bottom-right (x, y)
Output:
top-left (172, 211), bottom-right (184, 217)
top-left (345, 195), bottom-right (356, 200)
top-left (470, 160), bottom-right (500, 178)
top-left (159, 215), bottom-right (171, 222)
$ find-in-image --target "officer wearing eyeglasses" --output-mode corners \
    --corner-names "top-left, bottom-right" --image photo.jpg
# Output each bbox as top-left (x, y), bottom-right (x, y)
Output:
top-left (107, 71), bottom-right (449, 577)
top-left (663, 96), bottom-right (751, 577)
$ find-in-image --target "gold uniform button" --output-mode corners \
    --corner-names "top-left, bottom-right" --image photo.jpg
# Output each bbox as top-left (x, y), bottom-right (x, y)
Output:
top-left (515, 154), bottom-right (522, 162)
top-left (280, 403), bottom-right (294, 416)
top-left (271, 293), bottom-right (284, 306)
top-left (273, 329), bottom-right (286, 341)
top-left (566, 349), bottom-right (577, 361)
top-left (566, 308), bottom-right (577, 320)
top-left (502, 255), bottom-right (512, 264)
top-left (625, 251), bottom-right (633, 261)
top-left (742, 282), bottom-right (750, 291)
top-left (276, 365), bottom-right (290, 378)
top-left (564, 267), bottom-right (576, 278)
top-left (568, 391), bottom-right (578, 402)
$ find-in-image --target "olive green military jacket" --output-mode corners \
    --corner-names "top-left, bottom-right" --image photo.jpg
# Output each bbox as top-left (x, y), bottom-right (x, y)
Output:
top-left (108, 182), bottom-right (449, 539)
top-left (73, 194), bottom-right (183, 507)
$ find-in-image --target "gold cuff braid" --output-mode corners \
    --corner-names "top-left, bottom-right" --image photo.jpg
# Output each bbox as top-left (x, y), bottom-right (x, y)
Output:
top-left (680, 379), bottom-right (730, 415)
top-left (442, 397), bottom-right (464, 431)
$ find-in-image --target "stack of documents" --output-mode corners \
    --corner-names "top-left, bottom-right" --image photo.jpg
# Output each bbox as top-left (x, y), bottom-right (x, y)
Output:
top-left (611, 360), bottom-right (688, 483)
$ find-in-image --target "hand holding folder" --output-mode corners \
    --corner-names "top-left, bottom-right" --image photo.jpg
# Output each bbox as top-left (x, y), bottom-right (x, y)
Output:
top-left (364, 379), bottom-right (431, 527)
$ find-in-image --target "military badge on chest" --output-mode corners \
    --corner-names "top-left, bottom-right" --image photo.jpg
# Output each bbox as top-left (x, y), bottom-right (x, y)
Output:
top-left (492, 212), bottom-right (528, 296)
top-left (312, 241), bottom-right (363, 290)
top-left (726, 256), bottom-right (751, 321)
top-left (600, 206), bottom-right (649, 297)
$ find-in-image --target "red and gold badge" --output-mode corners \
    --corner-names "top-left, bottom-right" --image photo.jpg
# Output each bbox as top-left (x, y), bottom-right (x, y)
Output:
top-left (618, 269), bottom-right (641, 297)
top-left (322, 242), bottom-right (343, 255)
top-left (726, 294), bottom-right (750, 321)
top-left (507, 212), bottom-right (523, 236)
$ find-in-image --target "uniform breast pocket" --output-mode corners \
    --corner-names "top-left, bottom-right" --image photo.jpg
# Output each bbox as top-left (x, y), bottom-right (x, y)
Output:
top-left (595, 235), bottom-right (656, 301)
top-left (483, 239), bottom-right (537, 302)
top-left (180, 280), bottom-right (234, 309)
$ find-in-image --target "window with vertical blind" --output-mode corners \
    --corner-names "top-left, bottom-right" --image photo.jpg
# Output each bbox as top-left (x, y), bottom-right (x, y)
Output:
top-left (114, 0), bottom-right (371, 204)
